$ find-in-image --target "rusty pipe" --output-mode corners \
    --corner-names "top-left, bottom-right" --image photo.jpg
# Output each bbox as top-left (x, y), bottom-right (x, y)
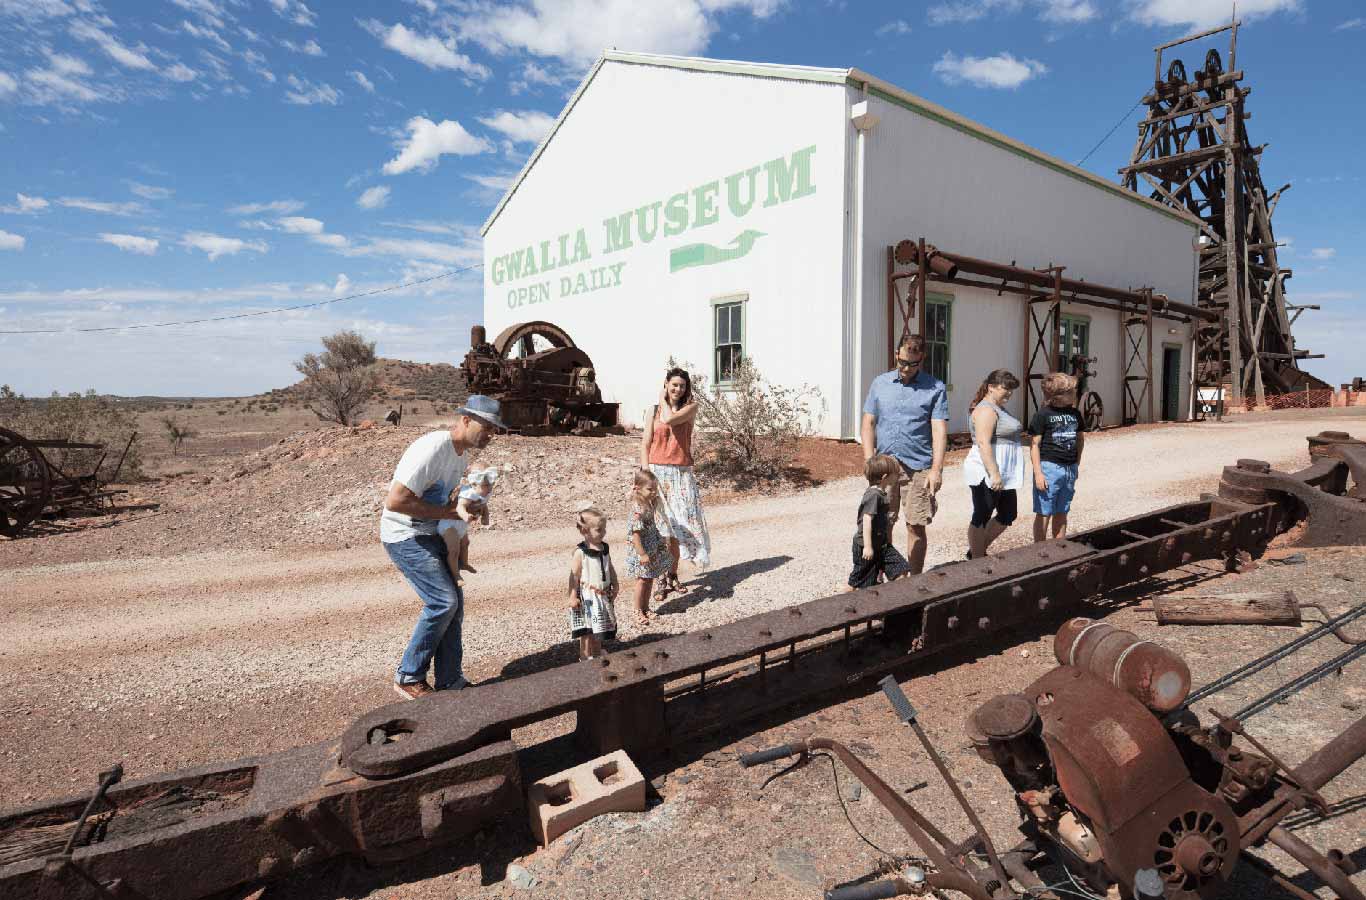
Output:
top-left (1267, 826), bottom-right (1366, 900)
top-left (898, 243), bottom-right (1218, 322)
top-left (798, 738), bottom-right (995, 900)
top-left (1292, 715), bottom-right (1366, 793)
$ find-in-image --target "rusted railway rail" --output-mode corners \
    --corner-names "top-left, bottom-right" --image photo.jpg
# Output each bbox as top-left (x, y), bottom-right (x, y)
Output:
top-left (3, 432), bottom-right (1364, 899)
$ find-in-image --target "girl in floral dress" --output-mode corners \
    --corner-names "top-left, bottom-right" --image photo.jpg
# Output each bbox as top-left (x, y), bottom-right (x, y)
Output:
top-left (567, 506), bottom-right (619, 659)
top-left (640, 367), bottom-right (711, 601)
top-left (625, 468), bottom-right (672, 626)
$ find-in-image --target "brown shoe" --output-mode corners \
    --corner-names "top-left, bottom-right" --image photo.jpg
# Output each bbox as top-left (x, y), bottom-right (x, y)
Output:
top-left (393, 681), bottom-right (434, 701)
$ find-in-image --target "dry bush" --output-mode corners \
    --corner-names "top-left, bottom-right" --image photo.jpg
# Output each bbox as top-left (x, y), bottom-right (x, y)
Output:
top-left (161, 417), bottom-right (196, 455)
top-left (294, 330), bottom-right (380, 426)
top-left (0, 385), bottom-right (144, 480)
top-left (666, 358), bottom-right (825, 487)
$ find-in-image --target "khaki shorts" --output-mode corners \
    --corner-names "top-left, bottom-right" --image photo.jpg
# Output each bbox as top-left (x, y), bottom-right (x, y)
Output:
top-left (895, 466), bottom-right (937, 527)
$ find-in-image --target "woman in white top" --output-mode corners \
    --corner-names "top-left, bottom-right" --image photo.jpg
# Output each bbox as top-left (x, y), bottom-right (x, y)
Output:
top-left (963, 369), bottom-right (1025, 560)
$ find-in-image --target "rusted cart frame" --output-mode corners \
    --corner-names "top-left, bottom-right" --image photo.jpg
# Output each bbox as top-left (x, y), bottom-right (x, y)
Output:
top-left (0, 427), bottom-right (135, 537)
top-left (3, 433), bottom-right (1363, 899)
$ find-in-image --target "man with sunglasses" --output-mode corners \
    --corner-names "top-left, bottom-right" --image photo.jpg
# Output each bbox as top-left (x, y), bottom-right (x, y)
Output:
top-left (860, 335), bottom-right (949, 574)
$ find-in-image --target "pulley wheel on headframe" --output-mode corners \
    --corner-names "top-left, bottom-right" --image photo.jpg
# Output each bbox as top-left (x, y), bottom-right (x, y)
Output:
top-left (0, 427), bottom-right (51, 537)
top-left (492, 321), bottom-right (576, 360)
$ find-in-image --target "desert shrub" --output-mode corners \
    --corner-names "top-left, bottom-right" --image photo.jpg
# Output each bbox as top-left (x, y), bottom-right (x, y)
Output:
top-left (161, 417), bottom-right (196, 455)
top-left (0, 385), bottom-right (144, 480)
top-left (664, 358), bottom-right (825, 486)
top-left (294, 330), bottom-right (379, 426)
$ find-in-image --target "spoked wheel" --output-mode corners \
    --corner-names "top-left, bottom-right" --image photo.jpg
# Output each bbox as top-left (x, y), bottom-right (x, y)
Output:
top-left (1082, 392), bottom-right (1104, 432)
top-left (0, 427), bottom-right (51, 537)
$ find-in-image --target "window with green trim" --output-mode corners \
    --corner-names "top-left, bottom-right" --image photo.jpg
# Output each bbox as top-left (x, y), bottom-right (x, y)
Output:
top-left (714, 299), bottom-right (744, 385)
top-left (1061, 314), bottom-right (1090, 360)
top-left (924, 296), bottom-right (952, 385)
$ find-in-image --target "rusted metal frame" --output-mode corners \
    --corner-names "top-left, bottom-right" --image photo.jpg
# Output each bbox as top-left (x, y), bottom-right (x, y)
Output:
top-left (1146, 290), bottom-right (1155, 424)
top-left (1141, 70), bottom-right (1244, 105)
top-left (943, 276), bottom-right (1191, 324)
top-left (0, 740), bottom-right (521, 900)
top-left (916, 236), bottom-right (929, 345)
top-left (886, 245), bottom-right (896, 368)
top-left (1137, 171), bottom-right (1223, 243)
top-left (1266, 827), bottom-right (1366, 900)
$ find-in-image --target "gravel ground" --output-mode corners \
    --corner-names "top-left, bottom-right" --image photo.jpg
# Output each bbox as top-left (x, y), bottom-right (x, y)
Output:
top-left (2, 408), bottom-right (1364, 899)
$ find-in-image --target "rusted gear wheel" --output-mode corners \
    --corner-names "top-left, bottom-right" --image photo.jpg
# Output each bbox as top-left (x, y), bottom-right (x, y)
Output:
top-left (0, 427), bottom-right (51, 537)
top-left (1151, 802), bottom-right (1236, 898)
top-left (492, 321), bottom-right (575, 360)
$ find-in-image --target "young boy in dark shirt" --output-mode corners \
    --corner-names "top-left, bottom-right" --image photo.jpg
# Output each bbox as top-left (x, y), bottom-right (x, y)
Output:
top-left (848, 454), bottom-right (911, 589)
top-left (1029, 372), bottom-right (1085, 542)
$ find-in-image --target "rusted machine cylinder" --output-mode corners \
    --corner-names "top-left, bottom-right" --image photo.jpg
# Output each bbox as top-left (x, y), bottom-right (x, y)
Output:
top-left (1054, 618), bottom-right (1191, 713)
top-left (1293, 715), bottom-right (1366, 792)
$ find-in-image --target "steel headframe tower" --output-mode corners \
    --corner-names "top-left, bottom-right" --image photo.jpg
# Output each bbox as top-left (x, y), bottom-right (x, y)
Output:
top-left (1120, 16), bottom-right (1326, 409)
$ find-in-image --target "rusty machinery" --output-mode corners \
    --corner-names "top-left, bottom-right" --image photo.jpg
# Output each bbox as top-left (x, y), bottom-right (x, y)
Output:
top-left (460, 321), bottom-right (620, 433)
top-left (2, 432), bottom-right (1365, 899)
top-left (745, 617), bottom-right (1364, 900)
top-left (0, 427), bottom-right (137, 537)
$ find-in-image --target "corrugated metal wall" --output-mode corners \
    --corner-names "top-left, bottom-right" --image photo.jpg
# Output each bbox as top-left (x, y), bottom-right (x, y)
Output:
top-left (853, 87), bottom-right (1198, 432)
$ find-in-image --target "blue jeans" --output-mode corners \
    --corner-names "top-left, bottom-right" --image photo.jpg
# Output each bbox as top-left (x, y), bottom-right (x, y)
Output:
top-left (384, 534), bottom-right (465, 689)
top-left (1032, 461), bottom-right (1078, 516)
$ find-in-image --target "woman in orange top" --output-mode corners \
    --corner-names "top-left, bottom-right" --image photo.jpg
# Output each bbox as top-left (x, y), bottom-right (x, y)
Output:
top-left (639, 367), bottom-right (712, 599)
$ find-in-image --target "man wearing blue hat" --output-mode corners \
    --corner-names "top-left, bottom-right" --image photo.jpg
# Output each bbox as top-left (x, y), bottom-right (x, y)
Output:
top-left (380, 394), bottom-right (507, 699)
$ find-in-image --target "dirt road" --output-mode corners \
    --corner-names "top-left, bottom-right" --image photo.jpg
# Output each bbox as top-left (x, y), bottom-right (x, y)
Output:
top-left (3, 411), bottom-right (1364, 898)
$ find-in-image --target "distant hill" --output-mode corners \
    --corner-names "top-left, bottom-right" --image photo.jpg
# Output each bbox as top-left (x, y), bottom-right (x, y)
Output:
top-left (264, 358), bottom-right (468, 411)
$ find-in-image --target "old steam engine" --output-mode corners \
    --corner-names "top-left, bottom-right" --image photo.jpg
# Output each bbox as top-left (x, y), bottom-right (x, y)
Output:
top-left (460, 321), bottom-right (620, 434)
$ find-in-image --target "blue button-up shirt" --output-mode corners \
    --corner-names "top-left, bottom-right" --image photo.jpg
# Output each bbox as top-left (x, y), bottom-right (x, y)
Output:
top-left (863, 369), bottom-right (949, 471)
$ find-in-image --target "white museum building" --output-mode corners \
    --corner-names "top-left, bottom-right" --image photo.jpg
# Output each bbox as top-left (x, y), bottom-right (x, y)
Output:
top-left (480, 51), bottom-right (1203, 438)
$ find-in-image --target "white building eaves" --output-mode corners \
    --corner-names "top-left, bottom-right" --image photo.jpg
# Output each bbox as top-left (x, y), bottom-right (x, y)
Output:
top-left (479, 50), bottom-right (1201, 237)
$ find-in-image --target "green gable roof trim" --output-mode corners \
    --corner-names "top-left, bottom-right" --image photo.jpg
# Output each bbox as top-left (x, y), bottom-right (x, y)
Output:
top-left (480, 50), bottom-right (1200, 237)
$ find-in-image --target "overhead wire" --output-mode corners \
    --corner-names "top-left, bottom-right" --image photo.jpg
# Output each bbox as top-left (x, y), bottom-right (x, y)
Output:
top-left (1076, 98), bottom-right (1144, 168)
top-left (0, 262), bottom-right (483, 336)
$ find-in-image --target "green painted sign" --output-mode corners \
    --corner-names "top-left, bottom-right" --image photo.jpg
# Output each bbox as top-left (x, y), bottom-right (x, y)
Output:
top-left (669, 230), bottom-right (766, 273)
top-left (495, 144), bottom-right (817, 310)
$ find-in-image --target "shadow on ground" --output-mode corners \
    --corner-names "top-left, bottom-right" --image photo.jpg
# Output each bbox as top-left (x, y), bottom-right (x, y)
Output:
top-left (656, 554), bottom-right (793, 615)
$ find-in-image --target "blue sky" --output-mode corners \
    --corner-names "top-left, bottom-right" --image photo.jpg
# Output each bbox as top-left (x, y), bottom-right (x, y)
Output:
top-left (1, 0), bottom-right (1360, 396)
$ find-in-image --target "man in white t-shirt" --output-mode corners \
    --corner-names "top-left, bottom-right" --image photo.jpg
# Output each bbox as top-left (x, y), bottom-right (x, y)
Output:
top-left (381, 394), bottom-right (506, 700)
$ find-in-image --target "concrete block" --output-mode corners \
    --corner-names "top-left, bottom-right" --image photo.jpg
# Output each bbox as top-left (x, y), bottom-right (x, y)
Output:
top-left (527, 749), bottom-right (646, 846)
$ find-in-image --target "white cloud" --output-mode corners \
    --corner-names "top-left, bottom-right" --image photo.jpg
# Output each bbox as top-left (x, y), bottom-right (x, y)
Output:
top-left (382, 116), bottom-right (492, 175)
top-left (281, 38), bottom-right (324, 56)
top-left (228, 199), bottom-right (305, 215)
top-left (510, 61), bottom-right (563, 94)
top-left (464, 172), bottom-right (517, 192)
top-left (477, 109), bottom-right (555, 144)
top-left (128, 182), bottom-right (173, 200)
top-left (0, 0), bottom-right (74, 21)
top-left (0, 230), bottom-right (25, 251)
top-left (1127, 0), bottom-right (1299, 29)
top-left (181, 231), bottom-right (268, 260)
top-left (1310, 248), bottom-right (1336, 260)
top-left (349, 70), bottom-right (375, 93)
top-left (1335, 18), bottom-right (1364, 31)
top-left (311, 232), bottom-right (348, 248)
top-left (344, 236), bottom-right (480, 266)
top-left (57, 197), bottom-right (144, 215)
top-left (929, 0), bottom-right (1096, 24)
top-left (284, 73), bottom-right (340, 105)
top-left (876, 19), bottom-right (913, 36)
top-left (242, 49), bottom-right (274, 83)
top-left (68, 20), bottom-right (157, 70)
top-left (278, 216), bottom-right (324, 234)
top-left (162, 62), bottom-right (198, 82)
top-left (458, 0), bottom-right (784, 67)
top-left (0, 71), bottom-right (17, 96)
top-left (933, 51), bottom-right (1048, 88)
top-left (171, 0), bottom-right (229, 28)
top-left (0, 193), bottom-right (49, 214)
top-left (357, 185), bottom-right (391, 209)
top-left (333, 273), bottom-right (352, 294)
top-left (24, 52), bottom-right (105, 104)
top-left (268, 0), bottom-right (317, 27)
top-left (365, 21), bottom-right (490, 79)
top-left (181, 19), bottom-right (231, 52)
top-left (98, 233), bottom-right (159, 254)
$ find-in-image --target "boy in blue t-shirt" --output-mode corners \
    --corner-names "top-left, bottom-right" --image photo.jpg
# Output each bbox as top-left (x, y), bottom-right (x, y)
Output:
top-left (1029, 373), bottom-right (1085, 542)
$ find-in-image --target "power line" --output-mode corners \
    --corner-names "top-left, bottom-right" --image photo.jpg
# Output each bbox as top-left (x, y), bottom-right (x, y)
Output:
top-left (1076, 98), bottom-right (1144, 169)
top-left (0, 263), bottom-right (483, 336)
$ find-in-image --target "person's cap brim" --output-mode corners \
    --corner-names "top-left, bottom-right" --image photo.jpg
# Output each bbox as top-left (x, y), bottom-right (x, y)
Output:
top-left (461, 409), bottom-right (508, 433)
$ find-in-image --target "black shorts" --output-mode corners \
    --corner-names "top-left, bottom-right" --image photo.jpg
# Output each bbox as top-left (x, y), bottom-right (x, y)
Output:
top-left (848, 538), bottom-right (910, 589)
top-left (969, 480), bottom-right (1018, 528)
